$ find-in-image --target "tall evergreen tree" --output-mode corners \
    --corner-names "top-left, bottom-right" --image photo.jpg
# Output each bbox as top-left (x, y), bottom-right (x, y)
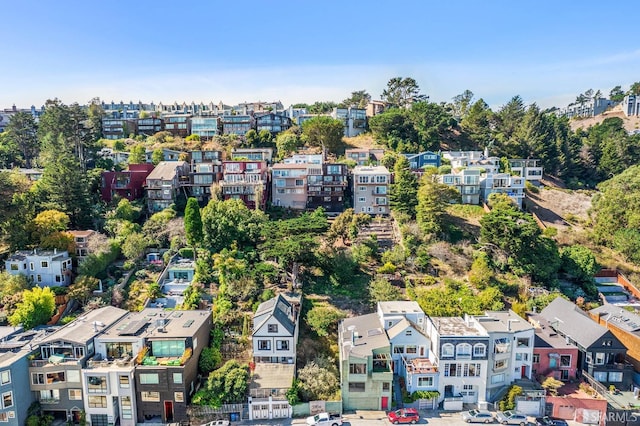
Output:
top-left (184, 197), bottom-right (203, 247)
top-left (416, 170), bottom-right (460, 235)
top-left (389, 155), bottom-right (418, 217)
top-left (4, 111), bottom-right (39, 167)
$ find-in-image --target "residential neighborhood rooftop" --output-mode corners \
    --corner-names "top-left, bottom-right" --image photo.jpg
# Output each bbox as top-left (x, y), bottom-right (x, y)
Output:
top-left (39, 306), bottom-right (128, 345)
top-left (539, 297), bottom-right (611, 348)
top-left (100, 308), bottom-right (211, 339)
top-left (529, 314), bottom-right (577, 349)
top-left (431, 316), bottom-right (486, 337)
top-left (340, 313), bottom-right (390, 359)
top-left (378, 301), bottom-right (423, 315)
top-left (590, 304), bottom-right (640, 334)
top-left (146, 160), bottom-right (188, 180)
top-left (474, 310), bottom-right (533, 333)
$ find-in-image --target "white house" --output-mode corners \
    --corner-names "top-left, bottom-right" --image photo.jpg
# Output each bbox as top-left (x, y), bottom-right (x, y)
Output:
top-left (4, 249), bottom-right (72, 287)
top-left (352, 166), bottom-right (390, 215)
top-left (252, 294), bottom-right (300, 365)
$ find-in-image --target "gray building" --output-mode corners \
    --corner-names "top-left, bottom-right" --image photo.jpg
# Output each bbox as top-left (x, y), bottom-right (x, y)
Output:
top-left (5, 249), bottom-right (72, 287)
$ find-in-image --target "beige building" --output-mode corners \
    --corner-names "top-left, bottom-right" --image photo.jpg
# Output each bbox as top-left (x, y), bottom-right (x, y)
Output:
top-left (352, 165), bottom-right (390, 215)
top-left (271, 163), bottom-right (309, 210)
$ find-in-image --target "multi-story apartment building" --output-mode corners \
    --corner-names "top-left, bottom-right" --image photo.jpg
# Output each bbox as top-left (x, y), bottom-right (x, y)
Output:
top-left (188, 150), bottom-right (223, 203)
top-left (255, 113), bottom-right (292, 134)
top-left (480, 172), bottom-right (525, 208)
top-left (220, 160), bottom-right (269, 209)
top-left (0, 326), bottom-right (42, 426)
top-left (231, 147), bottom-right (274, 163)
top-left (99, 308), bottom-right (211, 423)
top-left (29, 307), bottom-right (129, 424)
top-left (97, 148), bottom-right (130, 166)
top-left (557, 97), bottom-right (616, 119)
top-left (102, 118), bottom-right (137, 140)
top-left (508, 159), bottom-right (543, 185)
top-left (307, 163), bottom-right (348, 213)
top-left (136, 117), bottom-right (163, 136)
top-left (190, 117), bottom-right (219, 139)
top-left (331, 107), bottom-right (366, 137)
top-left (271, 163), bottom-right (309, 210)
top-left (622, 94), bottom-right (640, 117)
top-left (352, 165), bottom-right (390, 215)
top-left (5, 249), bottom-right (72, 287)
top-left (438, 168), bottom-right (481, 205)
top-left (338, 313), bottom-right (393, 411)
top-left (221, 115), bottom-right (253, 136)
top-left (162, 115), bottom-right (191, 138)
top-left (345, 148), bottom-right (384, 166)
top-left (470, 311), bottom-right (535, 402)
top-left (539, 297), bottom-right (634, 390)
top-left (145, 161), bottom-right (190, 212)
top-left (237, 101), bottom-right (284, 114)
top-left (425, 316), bottom-right (489, 408)
top-left (101, 163), bottom-right (155, 203)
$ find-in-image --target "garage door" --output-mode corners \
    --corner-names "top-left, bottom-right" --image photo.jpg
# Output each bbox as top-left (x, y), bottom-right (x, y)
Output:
top-left (517, 400), bottom-right (543, 416)
top-left (272, 403), bottom-right (290, 418)
top-left (251, 404), bottom-right (269, 420)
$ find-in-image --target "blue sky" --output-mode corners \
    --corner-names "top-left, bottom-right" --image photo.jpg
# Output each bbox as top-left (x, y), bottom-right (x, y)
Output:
top-left (2, 0), bottom-right (640, 110)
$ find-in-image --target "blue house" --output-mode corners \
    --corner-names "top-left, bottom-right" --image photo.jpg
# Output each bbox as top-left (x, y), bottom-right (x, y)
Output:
top-left (402, 151), bottom-right (441, 170)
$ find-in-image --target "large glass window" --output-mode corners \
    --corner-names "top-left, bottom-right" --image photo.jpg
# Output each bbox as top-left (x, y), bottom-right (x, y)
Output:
top-left (141, 391), bottom-right (160, 402)
top-left (456, 343), bottom-right (472, 357)
top-left (594, 371), bottom-right (607, 381)
top-left (349, 364), bottom-right (367, 374)
top-left (609, 372), bottom-right (623, 383)
top-left (348, 382), bottom-right (365, 392)
top-left (173, 373), bottom-right (183, 384)
top-left (68, 390), bottom-right (82, 400)
top-left (87, 376), bottom-right (107, 393)
top-left (2, 392), bottom-right (12, 409)
top-left (139, 373), bottom-right (159, 384)
top-left (441, 344), bottom-right (454, 357)
top-left (418, 377), bottom-right (433, 387)
top-left (121, 396), bottom-right (132, 419)
top-left (473, 344), bottom-right (486, 357)
top-left (0, 371), bottom-right (10, 385)
top-left (151, 340), bottom-right (186, 357)
top-left (88, 396), bottom-right (107, 408)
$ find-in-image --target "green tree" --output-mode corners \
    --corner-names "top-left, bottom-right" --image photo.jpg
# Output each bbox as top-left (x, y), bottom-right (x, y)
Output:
top-left (368, 108), bottom-right (417, 151)
top-left (495, 95), bottom-right (525, 145)
top-left (409, 102), bottom-right (458, 151)
top-left (468, 252), bottom-right (493, 289)
top-left (610, 85), bottom-right (625, 102)
top-left (389, 155), bottom-right (418, 217)
top-left (184, 198), bottom-right (203, 247)
top-left (450, 89), bottom-right (475, 118)
top-left (0, 271), bottom-right (31, 300)
top-left (121, 232), bottom-right (148, 261)
top-left (194, 360), bottom-right (249, 407)
top-left (381, 77), bottom-right (426, 108)
top-left (244, 129), bottom-right (258, 147)
top-left (297, 356), bottom-right (340, 401)
top-left (560, 245), bottom-right (599, 283)
top-left (369, 277), bottom-right (403, 304)
top-left (258, 129), bottom-right (272, 146)
top-left (342, 90), bottom-right (371, 109)
top-left (4, 111), bottom-right (39, 167)
top-left (416, 171), bottom-right (460, 235)
top-left (306, 305), bottom-right (346, 337)
top-left (67, 276), bottom-right (99, 306)
top-left (151, 148), bottom-right (164, 165)
top-left (33, 210), bottom-right (70, 236)
top-left (198, 346), bottom-right (222, 375)
top-left (201, 199), bottom-right (266, 252)
top-left (275, 131), bottom-right (301, 160)
top-left (307, 101), bottom-right (337, 114)
top-left (301, 116), bottom-right (344, 154)
top-left (326, 208), bottom-right (371, 244)
top-left (9, 286), bottom-right (56, 329)
top-left (0, 132), bottom-right (20, 168)
top-left (630, 82), bottom-right (640, 96)
top-left (128, 144), bottom-right (146, 164)
top-left (460, 99), bottom-right (494, 146)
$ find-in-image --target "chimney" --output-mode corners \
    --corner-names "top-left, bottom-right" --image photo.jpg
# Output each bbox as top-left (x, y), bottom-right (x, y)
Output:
top-left (54, 248), bottom-right (57, 254)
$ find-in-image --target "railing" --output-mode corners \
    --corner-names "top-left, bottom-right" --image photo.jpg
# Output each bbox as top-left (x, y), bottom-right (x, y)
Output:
top-left (86, 358), bottom-right (134, 369)
top-left (39, 398), bottom-right (60, 405)
top-left (582, 370), bottom-right (608, 397)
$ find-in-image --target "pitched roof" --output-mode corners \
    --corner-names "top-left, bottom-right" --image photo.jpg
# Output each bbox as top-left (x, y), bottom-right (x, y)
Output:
top-left (386, 317), bottom-right (428, 340)
top-left (539, 297), bottom-right (610, 348)
top-left (253, 294), bottom-right (297, 336)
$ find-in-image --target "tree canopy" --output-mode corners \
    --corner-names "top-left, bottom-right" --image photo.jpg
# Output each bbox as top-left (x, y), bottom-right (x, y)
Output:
top-left (301, 116), bottom-right (344, 154)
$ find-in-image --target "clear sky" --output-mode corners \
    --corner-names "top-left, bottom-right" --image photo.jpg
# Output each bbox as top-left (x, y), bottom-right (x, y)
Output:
top-left (2, 0), bottom-right (639, 110)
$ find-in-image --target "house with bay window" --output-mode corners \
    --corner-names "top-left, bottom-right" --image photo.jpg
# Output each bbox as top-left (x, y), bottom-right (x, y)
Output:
top-left (5, 249), bottom-right (72, 287)
top-left (352, 165), bottom-right (390, 215)
top-left (28, 307), bottom-right (129, 425)
top-left (251, 294), bottom-right (300, 365)
top-left (426, 316), bottom-right (489, 409)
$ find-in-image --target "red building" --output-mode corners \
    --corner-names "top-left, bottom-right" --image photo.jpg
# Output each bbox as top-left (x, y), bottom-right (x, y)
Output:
top-left (220, 160), bottom-right (269, 209)
top-left (101, 163), bottom-right (155, 202)
top-left (529, 313), bottom-right (580, 382)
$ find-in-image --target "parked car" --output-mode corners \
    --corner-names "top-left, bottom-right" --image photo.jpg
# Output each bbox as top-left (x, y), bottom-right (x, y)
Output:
top-left (461, 409), bottom-right (495, 423)
top-left (535, 416), bottom-right (568, 426)
top-left (388, 408), bottom-right (420, 424)
top-left (306, 412), bottom-right (342, 426)
top-left (199, 421), bottom-right (230, 426)
top-left (496, 410), bottom-right (528, 425)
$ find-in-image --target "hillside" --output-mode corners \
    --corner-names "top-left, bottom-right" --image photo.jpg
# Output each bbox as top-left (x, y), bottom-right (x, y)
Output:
top-left (570, 103), bottom-right (640, 133)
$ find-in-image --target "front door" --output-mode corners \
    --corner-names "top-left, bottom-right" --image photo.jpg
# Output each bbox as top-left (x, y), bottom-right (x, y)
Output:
top-left (521, 365), bottom-right (527, 378)
top-left (381, 396), bottom-right (389, 410)
top-left (164, 401), bottom-right (174, 422)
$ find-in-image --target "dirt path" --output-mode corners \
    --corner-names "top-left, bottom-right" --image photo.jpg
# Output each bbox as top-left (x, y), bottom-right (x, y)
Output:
top-left (525, 186), bottom-right (593, 231)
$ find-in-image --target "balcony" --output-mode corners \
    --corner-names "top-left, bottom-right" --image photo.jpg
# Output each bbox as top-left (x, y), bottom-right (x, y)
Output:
top-left (86, 357), bottom-right (135, 369)
top-left (371, 369), bottom-right (393, 382)
top-left (40, 398), bottom-right (60, 405)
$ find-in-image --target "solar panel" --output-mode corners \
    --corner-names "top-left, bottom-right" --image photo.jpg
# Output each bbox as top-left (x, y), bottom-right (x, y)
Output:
top-left (183, 320), bottom-right (194, 328)
top-left (118, 320), bottom-right (148, 336)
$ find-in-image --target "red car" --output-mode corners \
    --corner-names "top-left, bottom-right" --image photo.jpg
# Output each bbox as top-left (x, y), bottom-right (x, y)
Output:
top-left (388, 408), bottom-right (420, 424)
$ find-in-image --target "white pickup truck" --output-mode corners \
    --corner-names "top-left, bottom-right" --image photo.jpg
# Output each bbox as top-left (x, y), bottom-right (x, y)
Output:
top-left (306, 412), bottom-right (343, 426)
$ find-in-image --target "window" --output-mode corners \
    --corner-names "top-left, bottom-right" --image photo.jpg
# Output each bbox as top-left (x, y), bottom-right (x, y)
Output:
top-left (90, 415), bottom-right (108, 426)
top-left (2, 392), bottom-right (12, 409)
top-left (32, 373), bottom-right (44, 385)
top-left (560, 355), bottom-right (571, 367)
top-left (276, 340), bottom-right (289, 351)
top-left (406, 345), bottom-right (417, 354)
top-left (357, 197), bottom-right (366, 202)
top-left (457, 343), bottom-right (472, 357)
top-left (9, 264), bottom-right (18, 271)
top-left (444, 363), bottom-right (462, 377)
top-left (119, 375), bottom-right (130, 388)
top-left (418, 377), bottom-right (433, 387)
top-left (174, 392), bottom-right (184, 402)
top-left (473, 344), bottom-right (486, 357)
top-left (442, 343), bottom-right (454, 357)
top-left (39, 389), bottom-right (59, 402)
top-left (295, 179), bottom-right (304, 186)
top-left (494, 360), bottom-right (507, 370)
top-left (382, 382), bottom-right (390, 392)
top-left (349, 363), bottom-right (366, 374)
top-left (258, 340), bottom-right (271, 351)
top-left (609, 372), bottom-right (623, 383)
top-left (88, 396), bottom-right (107, 408)
top-left (151, 340), bottom-right (186, 357)
top-left (515, 353), bottom-right (528, 361)
top-left (517, 337), bottom-right (530, 347)
top-left (594, 371), bottom-right (607, 381)
top-left (29, 262), bottom-right (34, 271)
top-left (172, 372), bottom-right (183, 384)
top-left (41, 261), bottom-right (48, 268)
top-left (533, 354), bottom-right (540, 363)
top-left (405, 330), bottom-right (412, 336)
top-left (358, 186), bottom-right (366, 192)
top-left (0, 371), bottom-right (9, 385)
top-left (121, 396), bottom-right (132, 419)
top-left (268, 324), bottom-right (278, 333)
top-left (595, 353), bottom-right (605, 365)
top-left (494, 337), bottom-right (510, 353)
top-left (141, 391), bottom-right (160, 402)
top-left (491, 373), bottom-right (505, 384)
top-left (139, 373), bottom-right (159, 384)
top-left (68, 390), bottom-right (82, 400)
top-left (393, 346), bottom-right (405, 354)
top-left (348, 382), bottom-right (365, 392)
top-left (37, 275), bottom-right (42, 282)
top-left (87, 375), bottom-right (107, 393)
top-left (0, 413), bottom-right (7, 422)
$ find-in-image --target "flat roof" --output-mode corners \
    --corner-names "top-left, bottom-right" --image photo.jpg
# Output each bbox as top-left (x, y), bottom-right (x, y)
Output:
top-left (378, 301), bottom-right (423, 315)
top-left (40, 306), bottom-right (128, 345)
top-left (431, 317), bottom-right (487, 337)
top-left (474, 311), bottom-right (533, 333)
top-left (340, 313), bottom-right (389, 359)
top-left (146, 161), bottom-right (188, 180)
top-left (353, 165), bottom-right (390, 175)
top-left (99, 308), bottom-right (210, 340)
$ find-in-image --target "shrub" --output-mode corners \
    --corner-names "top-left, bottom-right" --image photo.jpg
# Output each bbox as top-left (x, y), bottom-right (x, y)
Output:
top-left (178, 247), bottom-right (194, 259)
top-left (377, 262), bottom-right (397, 274)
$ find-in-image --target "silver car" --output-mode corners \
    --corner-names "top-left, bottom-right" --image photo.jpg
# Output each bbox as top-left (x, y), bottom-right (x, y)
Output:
top-left (496, 410), bottom-right (528, 425)
top-left (461, 409), bottom-right (495, 423)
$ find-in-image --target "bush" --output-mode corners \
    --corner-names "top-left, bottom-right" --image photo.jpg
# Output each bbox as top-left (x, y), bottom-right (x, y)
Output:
top-left (178, 247), bottom-right (194, 259)
top-left (499, 385), bottom-right (523, 411)
top-left (377, 262), bottom-right (397, 274)
top-left (306, 305), bottom-right (346, 337)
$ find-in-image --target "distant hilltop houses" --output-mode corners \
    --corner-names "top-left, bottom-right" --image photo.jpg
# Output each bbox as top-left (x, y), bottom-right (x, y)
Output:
top-left (556, 93), bottom-right (640, 120)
